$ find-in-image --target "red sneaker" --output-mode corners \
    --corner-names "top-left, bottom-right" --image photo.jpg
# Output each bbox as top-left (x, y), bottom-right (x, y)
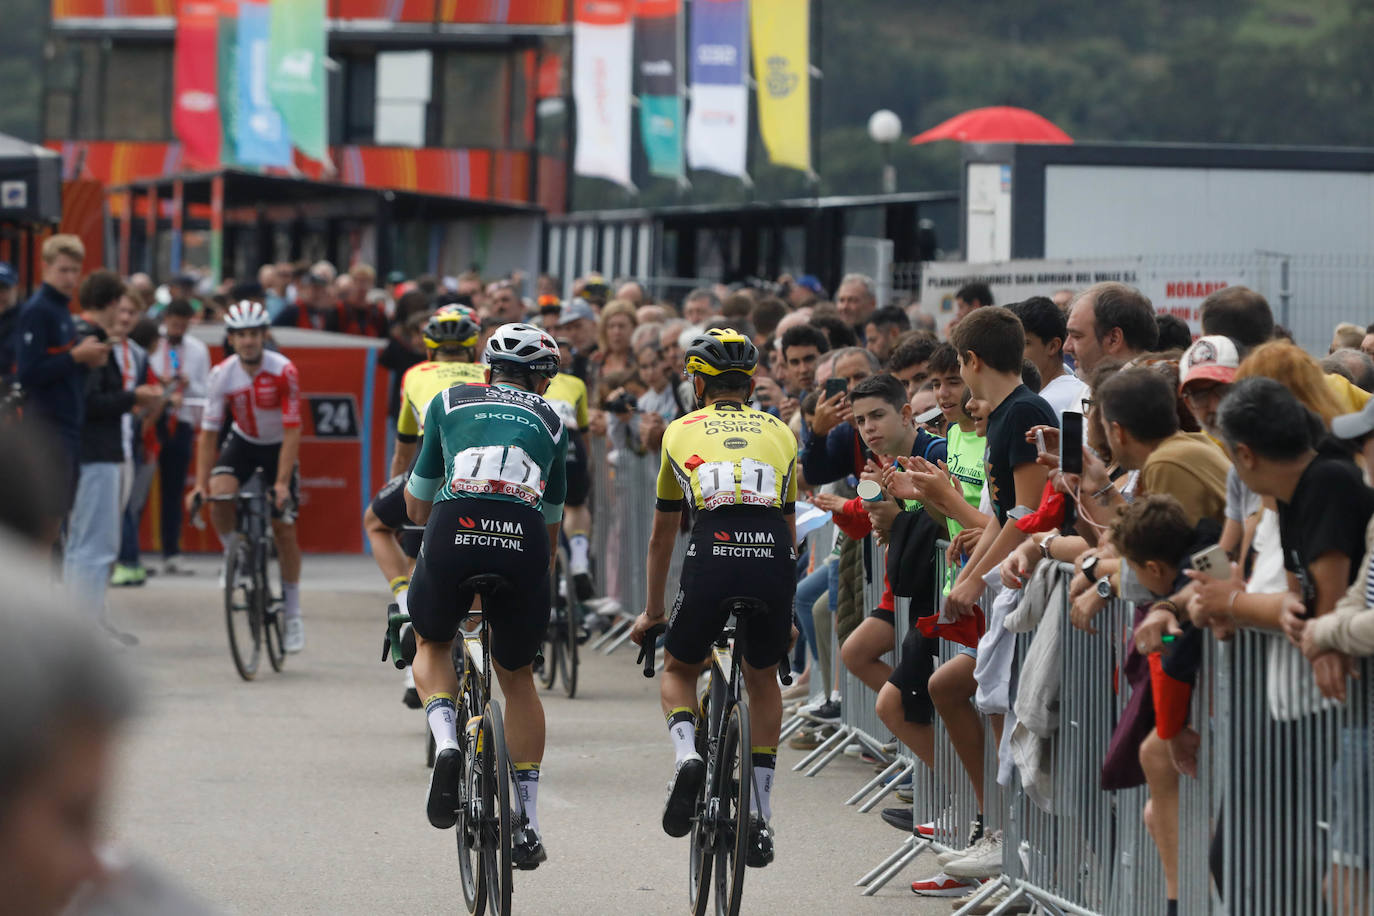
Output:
top-left (910, 872), bottom-right (977, 897)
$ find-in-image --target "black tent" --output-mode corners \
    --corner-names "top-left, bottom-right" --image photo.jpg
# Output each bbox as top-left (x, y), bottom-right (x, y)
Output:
top-left (0, 132), bottom-right (61, 225)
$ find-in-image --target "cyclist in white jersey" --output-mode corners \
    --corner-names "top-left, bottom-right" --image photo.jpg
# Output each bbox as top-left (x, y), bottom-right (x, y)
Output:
top-left (185, 301), bottom-right (307, 652)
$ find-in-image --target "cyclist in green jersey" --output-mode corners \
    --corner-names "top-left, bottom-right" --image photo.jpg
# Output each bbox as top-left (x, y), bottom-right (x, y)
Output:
top-left (403, 323), bottom-right (567, 869)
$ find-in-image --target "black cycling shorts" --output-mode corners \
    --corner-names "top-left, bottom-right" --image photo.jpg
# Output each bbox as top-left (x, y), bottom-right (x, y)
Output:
top-left (887, 628), bottom-right (938, 725)
top-left (564, 431), bottom-right (590, 508)
top-left (665, 506), bottom-right (795, 670)
top-left (211, 430), bottom-right (299, 520)
top-left (370, 473), bottom-right (423, 558)
top-left (407, 498), bottom-right (550, 671)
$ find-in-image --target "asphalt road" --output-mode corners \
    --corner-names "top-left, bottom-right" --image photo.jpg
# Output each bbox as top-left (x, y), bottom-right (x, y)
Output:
top-left (104, 554), bottom-right (957, 915)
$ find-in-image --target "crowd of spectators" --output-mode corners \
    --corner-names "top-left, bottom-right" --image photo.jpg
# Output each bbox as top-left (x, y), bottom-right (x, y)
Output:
top-left (6, 240), bottom-right (1374, 911)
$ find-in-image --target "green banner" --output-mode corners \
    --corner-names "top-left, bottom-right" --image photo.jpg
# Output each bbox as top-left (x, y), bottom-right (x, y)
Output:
top-left (216, 2), bottom-right (240, 166)
top-left (267, 0), bottom-right (328, 162)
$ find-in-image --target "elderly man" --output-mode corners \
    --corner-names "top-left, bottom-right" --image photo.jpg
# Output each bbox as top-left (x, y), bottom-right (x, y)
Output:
top-left (557, 298), bottom-right (599, 384)
top-left (681, 288), bottom-right (720, 327)
top-left (1063, 282), bottom-right (1159, 376)
top-left (1322, 348), bottom-right (1374, 392)
top-left (485, 282), bottom-right (527, 326)
top-left (836, 273), bottom-right (877, 329)
top-left (616, 279), bottom-right (646, 307)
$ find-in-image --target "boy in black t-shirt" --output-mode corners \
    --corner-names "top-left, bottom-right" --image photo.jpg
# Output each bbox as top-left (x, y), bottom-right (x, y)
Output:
top-left (945, 307), bottom-right (1058, 619)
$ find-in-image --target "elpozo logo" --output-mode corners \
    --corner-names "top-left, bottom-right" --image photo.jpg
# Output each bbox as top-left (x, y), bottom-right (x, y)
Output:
top-left (764, 56), bottom-right (798, 98)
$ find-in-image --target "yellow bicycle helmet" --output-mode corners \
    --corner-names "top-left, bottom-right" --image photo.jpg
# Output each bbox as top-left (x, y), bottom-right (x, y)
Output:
top-left (423, 309), bottom-right (480, 349)
top-left (684, 328), bottom-right (758, 377)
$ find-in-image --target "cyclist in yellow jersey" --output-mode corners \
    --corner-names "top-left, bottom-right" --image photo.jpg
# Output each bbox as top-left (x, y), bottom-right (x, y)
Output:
top-left (542, 345), bottom-right (596, 597)
top-left (364, 307), bottom-right (483, 706)
top-left (631, 328), bottom-right (797, 868)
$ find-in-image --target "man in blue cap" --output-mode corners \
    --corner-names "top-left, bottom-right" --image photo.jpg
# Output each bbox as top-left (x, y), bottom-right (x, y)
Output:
top-left (0, 262), bottom-right (18, 386)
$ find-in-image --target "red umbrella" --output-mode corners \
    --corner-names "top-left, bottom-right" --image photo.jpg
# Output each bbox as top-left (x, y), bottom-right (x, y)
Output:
top-left (909, 106), bottom-right (1073, 145)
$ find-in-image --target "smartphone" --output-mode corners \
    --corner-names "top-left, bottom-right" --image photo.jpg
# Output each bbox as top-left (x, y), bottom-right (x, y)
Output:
top-left (1190, 544), bottom-right (1231, 578)
top-left (1060, 411), bottom-right (1084, 475)
top-left (823, 377), bottom-right (848, 400)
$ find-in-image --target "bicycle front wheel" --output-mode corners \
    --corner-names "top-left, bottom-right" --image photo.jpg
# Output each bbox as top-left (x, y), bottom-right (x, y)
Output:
top-left (687, 751), bottom-right (714, 916)
top-left (713, 701), bottom-right (752, 916)
top-left (560, 591), bottom-right (579, 699)
top-left (479, 700), bottom-right (513, 916)
top-left (457, 735), bottom-right (486, 914)
top-left (263, 543), bottom-right (285, 673)
top-left (224, 544), bottom-right (262, 681)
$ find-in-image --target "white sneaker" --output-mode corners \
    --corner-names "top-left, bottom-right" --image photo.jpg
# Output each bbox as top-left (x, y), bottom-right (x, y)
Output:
top-left (943, 831), bottom-right (1003, 879)
top-left (283, 616), bottom-right (305, 653)
top-left (938, 829), bottom-right (994, 866)
top-left (162, 555), bottom-right (194, 576)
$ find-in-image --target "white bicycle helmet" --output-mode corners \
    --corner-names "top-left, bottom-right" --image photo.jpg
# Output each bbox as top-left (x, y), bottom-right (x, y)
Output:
top-left (225, 300), bottom-right (271, 330)
top-left (482, 322), bottom-right (561, 378)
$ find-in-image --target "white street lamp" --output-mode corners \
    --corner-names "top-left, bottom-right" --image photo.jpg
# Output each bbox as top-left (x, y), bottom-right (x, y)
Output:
top-left (867, 109), bottom-right (902, 194)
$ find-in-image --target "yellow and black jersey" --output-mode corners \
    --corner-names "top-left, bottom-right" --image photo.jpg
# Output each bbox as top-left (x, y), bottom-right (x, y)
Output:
top-left (656, 400), bottom-right (798, 514)
top-left (396, 360), bottom-right (488, 441)
top-left (543, 372), bottom-right (589, 432)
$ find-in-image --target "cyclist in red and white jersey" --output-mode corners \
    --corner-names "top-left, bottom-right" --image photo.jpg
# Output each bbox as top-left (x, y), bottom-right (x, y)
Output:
top-left (185, 302), bottom-right (307, 652)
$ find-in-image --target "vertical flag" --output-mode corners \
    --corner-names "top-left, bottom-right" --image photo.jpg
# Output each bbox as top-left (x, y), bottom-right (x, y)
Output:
top-left (572, 0), bottom-right (635, 188)
top-left (686, 0), bottom-right (748, 178)
top-left (216, 0), bottom-right (240, 165)
top-left (635, 0), bottom-right (684, 181)
top-left (236, 1), bottom-right (293, 166)
top-left (750, 0), bottom-right (811, 174)
top-left (268, 0), bottom-right (329, 163)
top-left (172, 1), bottom-right (222, 169)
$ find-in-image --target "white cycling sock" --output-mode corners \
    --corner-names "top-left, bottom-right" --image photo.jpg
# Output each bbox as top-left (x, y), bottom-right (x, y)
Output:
top-left (425, 694), bottom-right (459, 751)
top-left (568, 533), bottom-right (590, 574)
top-left (282, 582), bottom-right (300, 618)
top-left (395, 587), bottom-right (409, 617)
top-left (666, 707), bottom-right (698, 762)
top-left (515, 764), bottom-right (540, 834)
top-left (750, 747), bottom-right (777, 820)
top-left (221, 531), bottom-right (241, 558)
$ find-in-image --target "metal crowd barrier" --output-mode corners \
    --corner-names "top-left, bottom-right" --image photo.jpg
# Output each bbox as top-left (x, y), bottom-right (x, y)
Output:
top-left (791, 534), bottom-right (894, 778)
top-left (585, 428), bottom-right (687, 657)
top-left (779, 518), bottom-right (837, 744)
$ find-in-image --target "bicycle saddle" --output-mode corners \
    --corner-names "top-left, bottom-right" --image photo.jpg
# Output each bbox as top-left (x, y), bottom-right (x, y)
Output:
top-left (460, 573), bottom-right (515, 599)
top-left (721, 597), bottom-right (769, 619)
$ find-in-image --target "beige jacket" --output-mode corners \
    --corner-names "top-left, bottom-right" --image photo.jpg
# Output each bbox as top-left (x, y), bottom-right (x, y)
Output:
top-left (1308, 515), bottom-right (1374, 657)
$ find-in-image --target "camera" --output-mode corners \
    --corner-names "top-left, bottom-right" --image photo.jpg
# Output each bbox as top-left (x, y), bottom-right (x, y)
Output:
top-left (602, 392), bottom-right (637, 415)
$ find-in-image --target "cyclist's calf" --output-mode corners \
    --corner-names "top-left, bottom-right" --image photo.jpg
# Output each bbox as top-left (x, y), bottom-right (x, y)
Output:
top-left (207, 474), bottom-right (240, 537)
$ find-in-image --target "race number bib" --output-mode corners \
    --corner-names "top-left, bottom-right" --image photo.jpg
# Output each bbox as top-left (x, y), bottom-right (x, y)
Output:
top-left (739, 459), bottom-right (776, 507)
top-left (695, 460), bottom-right (736, 510)
top-left (449, 445), bottom-right (545, 504)
top-left (695, 458), bottom-right (778, 509)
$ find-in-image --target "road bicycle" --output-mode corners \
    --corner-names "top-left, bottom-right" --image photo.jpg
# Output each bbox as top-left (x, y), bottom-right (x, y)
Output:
top-left (195, 469), bottom-right (290, 681)
top-left (638, 599), bottom-right (792, 916)
top-left (537, 540), bottom-right (581, 698)
top-left (385, 573), bottom-right (536, 916)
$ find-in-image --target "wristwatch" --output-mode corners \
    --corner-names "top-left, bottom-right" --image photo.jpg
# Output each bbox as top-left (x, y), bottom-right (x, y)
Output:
top-left (1082, 554), bottom-right (1100, 580)
top-left (1095, 576), bottom-right (1114, 600)
top-left (1040, 534), bottom-right (1058, 560)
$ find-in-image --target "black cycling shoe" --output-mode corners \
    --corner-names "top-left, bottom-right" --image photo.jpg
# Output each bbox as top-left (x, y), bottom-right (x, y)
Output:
top-left (512, 826), bottom-right (548, 870)
top-left (403, 686), bottom-right (421, 709)
top-left (745, 814), bottom-right (774, 868)
top-left (662, 754), bottom-right (706, 838)
top-left (427, 746), bottom-right (463, 829)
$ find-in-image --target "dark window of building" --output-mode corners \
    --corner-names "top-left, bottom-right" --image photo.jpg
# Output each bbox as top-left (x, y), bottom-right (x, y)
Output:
top-left (340, 54), bottom-right (376, 145)
top-left (103, 43), bottom-right (173, 141)
top-left (440, 51), bottom-right (508, 149)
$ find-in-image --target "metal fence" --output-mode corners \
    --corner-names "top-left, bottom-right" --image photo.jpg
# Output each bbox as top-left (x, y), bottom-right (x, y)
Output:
top-left (820, 539), bottom-right (1374, 915)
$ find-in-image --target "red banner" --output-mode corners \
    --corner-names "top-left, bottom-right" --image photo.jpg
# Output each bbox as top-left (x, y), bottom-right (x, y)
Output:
top-left (173, 1), bottom-right (222, 169)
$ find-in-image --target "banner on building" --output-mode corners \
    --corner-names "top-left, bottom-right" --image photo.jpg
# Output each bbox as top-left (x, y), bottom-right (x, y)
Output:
top-left (231, 2), bottom-right (293, 167)
top-left (216, 1), bottom-right (240, 164)
top-left (749, 0), bottom-right (810, 174)
top-left (636, 0), bottom-right (684, 181)
top-left (686, 0), bottom-right (748, 178)
top-left (572, 0), bottom-right (635, 188)
top-left (919, 257), bottom-right (1247, 336)
top-left (268, 0), bottom-right (329, 162)
top-left (173, 1), bottom-right (222, 169)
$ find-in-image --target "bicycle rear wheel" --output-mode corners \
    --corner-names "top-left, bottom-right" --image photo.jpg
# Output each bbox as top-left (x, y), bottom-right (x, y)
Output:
top-left (479, 700), bottom-right (514, 916)
top-left (687, 751), bottom-right (714, 916)
top-left (458, 732), bottom-right (486, 914)
top-left (223, 544), bottom-right (262, 680)
top-left (713, 702), bottom-right (751, 916)
top-left (537, 622), bottom-right (557, 690)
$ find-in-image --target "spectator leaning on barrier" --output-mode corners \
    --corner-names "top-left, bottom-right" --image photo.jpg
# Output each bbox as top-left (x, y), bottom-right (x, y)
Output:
top-left (1007, 295), bottom-right (1088, 418)
top-left (863, 305), bottom-right (910, 364)
top-left (886, 334), bottom-right (937, 399)
top-left (1063, 282), bottom-right (1160, 376)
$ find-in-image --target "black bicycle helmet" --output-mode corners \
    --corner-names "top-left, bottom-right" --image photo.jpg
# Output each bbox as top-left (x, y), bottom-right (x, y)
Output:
top-left (684, 327), bottom-right (758, 378)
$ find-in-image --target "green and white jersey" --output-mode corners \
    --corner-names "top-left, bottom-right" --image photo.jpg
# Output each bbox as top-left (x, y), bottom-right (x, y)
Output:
top-left (407, 382), bottom-right (569, 524)
top-left (942, 423), bottom-right (987, 593)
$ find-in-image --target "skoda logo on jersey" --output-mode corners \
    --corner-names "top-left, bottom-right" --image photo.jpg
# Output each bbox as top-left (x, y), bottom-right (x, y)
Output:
top-left (723, 437), bottom-right (748, 450)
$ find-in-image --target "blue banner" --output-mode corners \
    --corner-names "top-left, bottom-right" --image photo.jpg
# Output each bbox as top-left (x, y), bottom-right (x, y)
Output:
top-left (236, 1), bottom-right (292, 167)
top-left (686, 0), bottom-right (749, 177)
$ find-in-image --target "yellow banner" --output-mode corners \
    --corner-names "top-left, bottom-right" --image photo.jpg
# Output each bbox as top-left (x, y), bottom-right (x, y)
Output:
top-left (750, 0), bottom-right (811, 173)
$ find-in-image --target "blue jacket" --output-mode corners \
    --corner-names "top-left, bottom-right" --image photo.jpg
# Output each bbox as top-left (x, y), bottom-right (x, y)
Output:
top-left (17, 284), bottom-right (84, 442)
top-left (801, 421), bottom-right (947, 486)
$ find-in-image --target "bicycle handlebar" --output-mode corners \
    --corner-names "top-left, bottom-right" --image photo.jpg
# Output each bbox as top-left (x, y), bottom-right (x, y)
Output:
top-left (637, 623), bottom-right (667, 678)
